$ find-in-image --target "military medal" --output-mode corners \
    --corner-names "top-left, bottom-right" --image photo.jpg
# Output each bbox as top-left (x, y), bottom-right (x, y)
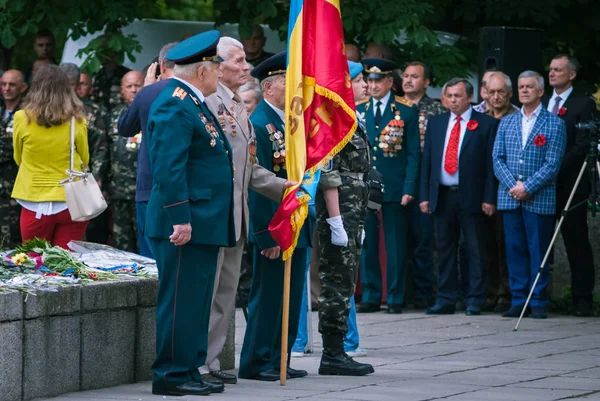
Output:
top-left (199, 113), bottom-right (208, 124)
top-left (273, 164), bottom-right (280, 172)
top-left (377, 111), bottom-right (405, 157)
top-left (249, 140), bottom-right (257, 164)
top-left (210, 138), bottom-right (216, 147)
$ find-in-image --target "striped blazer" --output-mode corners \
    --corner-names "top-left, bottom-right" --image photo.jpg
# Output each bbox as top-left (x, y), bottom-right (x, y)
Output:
top-left (493, 107), bottom-right (566, 215)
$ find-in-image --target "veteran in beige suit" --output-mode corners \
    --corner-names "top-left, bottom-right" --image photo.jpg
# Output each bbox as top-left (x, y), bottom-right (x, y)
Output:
top-left (201, 37), bottom-right (289, 384)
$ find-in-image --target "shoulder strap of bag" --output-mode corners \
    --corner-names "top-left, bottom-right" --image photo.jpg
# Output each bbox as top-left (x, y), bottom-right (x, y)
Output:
top-left (70, 116), bottom-right (75, 173)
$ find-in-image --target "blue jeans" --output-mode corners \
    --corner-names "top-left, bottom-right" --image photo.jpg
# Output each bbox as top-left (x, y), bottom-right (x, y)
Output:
top-left (136, 201), bottom-right (154, 258)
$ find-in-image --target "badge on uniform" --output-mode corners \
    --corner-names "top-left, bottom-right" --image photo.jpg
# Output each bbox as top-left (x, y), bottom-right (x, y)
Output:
top-left (199, 113), bottom-right (208, 124)
top-left (378, 111), bottom-right (405, 157)
top-left (322, 158), bottom-right (333, 172)
top-left (172, 87), bottom-right (187, 100)
top-left (249, 139), bottom-right (257, 164)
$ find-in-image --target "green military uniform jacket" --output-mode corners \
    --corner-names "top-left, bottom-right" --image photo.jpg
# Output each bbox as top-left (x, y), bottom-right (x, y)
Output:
top-left (145, 79), bottom-right (235, 247)
top-left (107, 103), bottom-right (138, 201)
top-left (248, 99), bottom-right (312, 250)
top-left (82, 98), bottom-right (109, 182)
top-left (356, 93), bottom-right (420, 202)
top-left (0, 101), bottom-right (20, 199)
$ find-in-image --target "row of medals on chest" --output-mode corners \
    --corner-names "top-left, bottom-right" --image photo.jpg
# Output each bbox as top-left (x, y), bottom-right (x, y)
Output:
top-left (268, 124), bottom-right (286, 172)
top-left (218, 104), bottom-right (258, 164)
top-left (111, 113), bottom-right (142, 150)
top-left (376, 111), bottom-right (404, 157)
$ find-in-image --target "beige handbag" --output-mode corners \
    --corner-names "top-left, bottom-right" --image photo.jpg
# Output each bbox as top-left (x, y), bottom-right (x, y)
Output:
top-left (61, 117), bottom-right (107, 222)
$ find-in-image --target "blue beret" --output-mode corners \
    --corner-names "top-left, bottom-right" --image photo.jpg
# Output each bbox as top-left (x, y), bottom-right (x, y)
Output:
top-left (166, 30), bottom-right (224, 65)
top-left (362, 58), bottom-right (399, 79)
top-left (251, 51), bottom-right (287, 81)
top-left (348, 61), bottom-right (363, 80)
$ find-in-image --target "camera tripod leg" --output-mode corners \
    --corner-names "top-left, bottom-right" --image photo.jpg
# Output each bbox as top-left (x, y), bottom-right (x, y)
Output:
top-left (514, 160), bottom-right (588, 331)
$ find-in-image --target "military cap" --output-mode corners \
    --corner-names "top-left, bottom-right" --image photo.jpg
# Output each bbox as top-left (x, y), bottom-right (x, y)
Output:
top-left (166, 30), bottom-right (224, 65)
top-left (362, 58), bottom-right (399, 79)
top-left (348, 61), bottom-right (363, 80)
top-left (251, 51), bottom-right (287, 81)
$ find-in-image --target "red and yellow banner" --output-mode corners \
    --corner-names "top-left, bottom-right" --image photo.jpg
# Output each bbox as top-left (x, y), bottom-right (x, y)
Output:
top-left (268, 0), bottom-right (357, 260)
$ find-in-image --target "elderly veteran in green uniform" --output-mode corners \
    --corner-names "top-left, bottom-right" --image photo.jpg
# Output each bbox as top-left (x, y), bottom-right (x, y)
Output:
top-left (239, 52), bottom-right (312, 382)
top-left (145, 30), bottom-right (232, 397)
top-left (316, 61), bottom-right (374, 376)
top-left (356, 58), bottom-right (420, 314)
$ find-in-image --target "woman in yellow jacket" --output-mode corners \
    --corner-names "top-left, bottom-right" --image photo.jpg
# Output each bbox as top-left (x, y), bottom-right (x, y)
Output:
top-left (11, 64), bottom-right (89, 249)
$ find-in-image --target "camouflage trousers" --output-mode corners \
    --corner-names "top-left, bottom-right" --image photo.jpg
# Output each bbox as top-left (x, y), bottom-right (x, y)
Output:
top-left (316, 177), bottom-right (369, 336)
top-left (0, 197), bottom-right (22, 249)
top-left (112, 200), bottom-right (138, 253)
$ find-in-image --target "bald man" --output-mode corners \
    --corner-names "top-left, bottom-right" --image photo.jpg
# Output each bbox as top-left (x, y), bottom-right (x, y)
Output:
top-left (107, 70), bottom-right (144, 252)
top-left (345, 43), bottom-right (361, 62)
top-left (0, 70), bottom-right (27, 248)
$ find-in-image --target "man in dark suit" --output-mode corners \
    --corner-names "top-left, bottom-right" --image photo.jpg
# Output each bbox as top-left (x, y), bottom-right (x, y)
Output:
top-left (117, 41), bottom-right (177, 258)
top-left (238, 52), bottom-right (311, 382)
top-left (419, 78), bottom-right (499, 316)
top-left (543, 54), bottom-right (596, 317)
top-left (145, 31), bottom-right (231, 397)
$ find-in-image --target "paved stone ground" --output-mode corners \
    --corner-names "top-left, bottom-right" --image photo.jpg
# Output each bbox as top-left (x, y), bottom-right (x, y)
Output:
top-left (39, 309), bottom-right (600, 401)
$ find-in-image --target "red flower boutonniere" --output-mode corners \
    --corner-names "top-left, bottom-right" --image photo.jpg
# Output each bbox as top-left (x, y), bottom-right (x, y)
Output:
top-left (534, 134), bottom-right (547, 147)
top-left (466, 120), bottom-right (478, 131)
top-left (558, 107), bottom-right (567, 116)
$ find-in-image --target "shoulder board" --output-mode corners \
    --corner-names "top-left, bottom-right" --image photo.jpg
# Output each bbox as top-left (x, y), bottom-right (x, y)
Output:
top-left (356, 96), bottom-right (370, 106)
top-left (172, 87), bottom-right (188, 100)
top-left (395, 95), bottom-right (413, 107)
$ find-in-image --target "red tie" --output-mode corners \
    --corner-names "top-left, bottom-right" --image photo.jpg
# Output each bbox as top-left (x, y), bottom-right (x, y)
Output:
top-left (444, 115), bottom-right (462, 175)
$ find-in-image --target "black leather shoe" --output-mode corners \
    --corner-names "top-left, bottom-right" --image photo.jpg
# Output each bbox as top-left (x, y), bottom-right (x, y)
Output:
top-left (386, 304), bottom-right (403, 314)
top-left (425, 303), bottom-right (455, 315)
top-left (287, 367), bottom-right (308, 378)
top-left (482, 299), bottom-right (497, 312)
top-left (357, 303), bottom-right (380, 313)
top-left (465, 308), bottom-right (481, 316)
top-left (152, 381), bottom-right (212, 396)
top-left (248, 369), bottom-right (287, 381)
top-left (319, 351), bottom-right (374, 376)
top-left (502, 306), bottom-right (529, 318)
top-left (209, 370), bottom-right (237, 384)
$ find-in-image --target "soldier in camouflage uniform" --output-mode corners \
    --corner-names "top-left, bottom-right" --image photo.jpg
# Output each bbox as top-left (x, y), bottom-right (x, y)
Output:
top-left (401, 62), bottom-right (446, 308)
top-left (0, 70), bottom-right (27, 249)
top-left (107, 71), bottom-right (143, 252)
top-left (316, 61), bottom-right (374, 377)
top-left (60, 63), bottom-right (111, 245)
top-left (91, 46), bottom-right (131, 112)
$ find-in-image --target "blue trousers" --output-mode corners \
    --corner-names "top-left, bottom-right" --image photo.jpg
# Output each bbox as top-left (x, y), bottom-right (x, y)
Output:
top-left (136, 201), bottom-right (155, 258)
top-left (361, 203), bottom-right (408, 306)
top-left (502, 207), bottom-right (554, 308)
top-left (239, 246), bottom-right (307, 378)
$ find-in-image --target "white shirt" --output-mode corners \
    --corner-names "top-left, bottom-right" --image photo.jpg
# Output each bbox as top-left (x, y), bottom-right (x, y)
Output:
top-left (372, 91), bottom-right (391, 118)
top-left (265, 99), bottom-right (285, 122)
top-left (440, 107), bottom-right (473, 186)
top-left (17, 201), bottom-right (68, 219)
top-left (547, 86), bottom-right (573, 113)
top-left (173, 77), bottom-right (205, 102)
top-left (521, 103), bottom-right (543, 148)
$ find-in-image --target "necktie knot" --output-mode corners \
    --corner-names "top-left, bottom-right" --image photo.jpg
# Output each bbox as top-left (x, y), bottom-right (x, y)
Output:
top-left (376, 100), bottom-right (382, 107)
top-left (551, 96), bottom-right (563, 115)
top-left (455, 115), bottom-right (462, 122)
top-left (556, 96), bottom-right (562, 102)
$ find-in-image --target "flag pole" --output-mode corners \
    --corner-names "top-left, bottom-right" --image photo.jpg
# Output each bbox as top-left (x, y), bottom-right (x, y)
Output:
top-left (280, 256), bottom-right (292, 385)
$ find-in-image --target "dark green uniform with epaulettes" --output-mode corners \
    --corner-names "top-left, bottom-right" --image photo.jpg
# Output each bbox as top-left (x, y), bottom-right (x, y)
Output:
top-left (146, 79), bottom-right (235, 390)
top-left (0, 102), bottom-right (22, 248)
top-left (316, 118), bottom-right (370, 335)
top-left (356, 93), bottom-right (420, 308)
top-left (238, 99), bottom-right (313, 379)
top-left (107, 103), bottom-right (139, 253)
top-left (82, 98), bottom-right (111, 245)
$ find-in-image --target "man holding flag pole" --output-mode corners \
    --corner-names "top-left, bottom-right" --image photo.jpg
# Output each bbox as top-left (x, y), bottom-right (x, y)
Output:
top-left (248, 0), bottom-right (372, 384)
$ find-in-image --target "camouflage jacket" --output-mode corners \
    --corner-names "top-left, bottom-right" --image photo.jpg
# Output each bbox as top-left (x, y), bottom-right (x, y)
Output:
top-left (82, 98), bottom-right (109, 183)
top-left (320, 119), bottom-right (371, 189)
top-left (414, 95), bottom-right (446, 152)
top-left (107, 103), bottom-right (138, 201)
top-left (0, 101), bottom-right (21, 198)
top-left (91, 65), bottom-right (130, 112)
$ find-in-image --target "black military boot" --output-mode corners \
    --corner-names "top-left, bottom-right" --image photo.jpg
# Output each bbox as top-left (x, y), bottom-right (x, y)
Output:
top-left (318, 334), bottom-right (375, 376)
